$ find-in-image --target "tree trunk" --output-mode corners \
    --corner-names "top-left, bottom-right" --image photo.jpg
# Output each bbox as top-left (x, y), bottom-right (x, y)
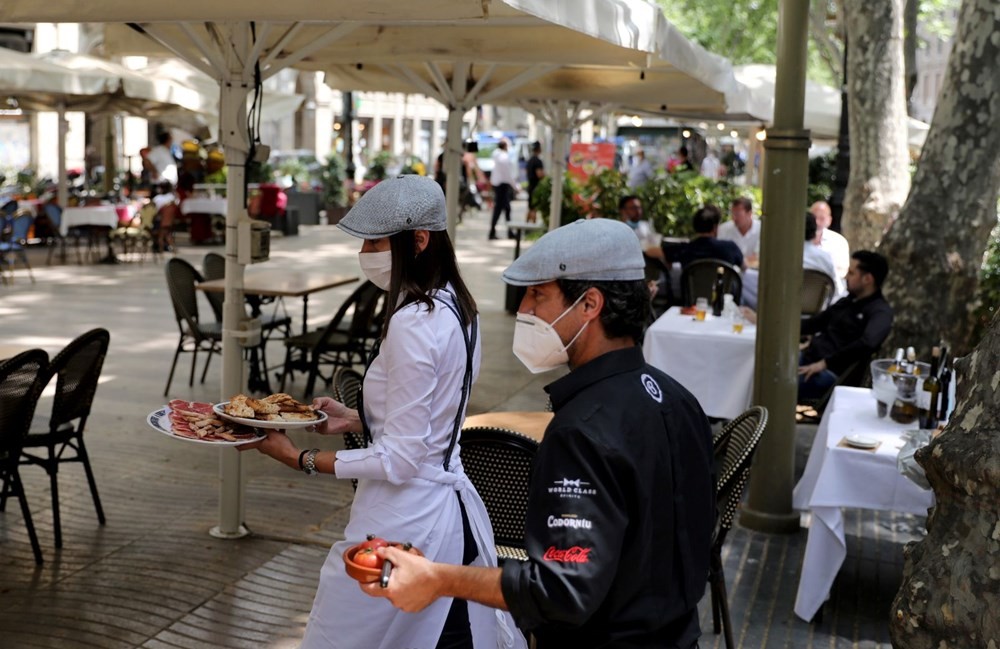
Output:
top-left (889, 312), bottom-right (1000, 648)
top-left (840, 0), bottom-right (911, 251)
top-left (877, 0), bottom-right (1000, 358)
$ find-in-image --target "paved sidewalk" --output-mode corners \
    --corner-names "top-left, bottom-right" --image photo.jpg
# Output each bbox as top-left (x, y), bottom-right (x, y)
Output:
top-left (0, 200), bottom-right (924, 647)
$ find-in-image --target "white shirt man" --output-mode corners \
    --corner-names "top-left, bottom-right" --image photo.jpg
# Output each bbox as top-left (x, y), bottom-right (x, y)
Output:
top-left (700, 151), bottom-right (722, 179)
top-left (717, 198), bottom-right (761, 260)
top-left (627, 149), bottom-right (655, 188)
top-left (147, 134), bottom-right (178, 184)
top-left (811, 200), bottom-right (850, 281)
top-left (489, 144), bottom-right (518, 188)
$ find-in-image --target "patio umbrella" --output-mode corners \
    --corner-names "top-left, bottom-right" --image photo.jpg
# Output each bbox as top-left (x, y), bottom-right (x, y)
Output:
top-left (3, 0), bottom-right (730, 537)
top-left (733, 64), bottom-right (928, 147)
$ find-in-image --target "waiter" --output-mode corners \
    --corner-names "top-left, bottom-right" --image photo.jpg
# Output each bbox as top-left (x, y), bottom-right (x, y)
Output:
top-left (362, 218), bottom-right (716, 648)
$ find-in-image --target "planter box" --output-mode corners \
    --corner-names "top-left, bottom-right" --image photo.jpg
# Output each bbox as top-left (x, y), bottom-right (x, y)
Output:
top-left (324, 204), bottom-right (349, 225)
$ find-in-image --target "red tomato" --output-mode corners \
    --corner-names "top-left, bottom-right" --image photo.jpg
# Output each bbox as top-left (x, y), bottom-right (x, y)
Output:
top-left (360, 535), bottom-right (389, 551)
top-left (353, 547), bottom-right (383, 569)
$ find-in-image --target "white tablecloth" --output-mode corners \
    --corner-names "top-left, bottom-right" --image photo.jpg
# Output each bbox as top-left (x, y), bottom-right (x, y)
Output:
top-left (181, 197), bottom-right (228, 216)
top-left (60, 206), bottom-right (119, 236)
top-left (792, 386), bottom-right (935, 622)
top-left (642, 306), bottom-right (756, 419)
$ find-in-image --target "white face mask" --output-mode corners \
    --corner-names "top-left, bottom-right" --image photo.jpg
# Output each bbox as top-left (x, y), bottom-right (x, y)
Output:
top-left (512, 293), bottom-right (589, 374)
top-left (358, 250), bottom-right (392, 290)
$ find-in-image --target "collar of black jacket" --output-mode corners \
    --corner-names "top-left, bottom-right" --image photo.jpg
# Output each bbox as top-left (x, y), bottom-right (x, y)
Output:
top-left (545, 346), bottom-right (645, 411)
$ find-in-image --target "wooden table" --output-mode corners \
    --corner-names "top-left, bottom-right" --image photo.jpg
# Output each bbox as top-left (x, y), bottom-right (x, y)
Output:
top-left (198, 270), bottom-right (359, 336)
top-left (197, 270), bottom-right (359, 392)
top-left (463, 411), bottom-right (553, 443)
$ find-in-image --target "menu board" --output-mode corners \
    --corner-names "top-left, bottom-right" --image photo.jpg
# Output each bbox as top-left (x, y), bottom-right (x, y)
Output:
top-left (567, 142), bottom-right (616, 181)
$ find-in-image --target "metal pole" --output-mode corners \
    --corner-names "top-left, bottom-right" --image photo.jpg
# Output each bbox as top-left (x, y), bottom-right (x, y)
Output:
top-left (740, 0), bottom-right (812, 534)
top-left (444, 108), bottom-right (464, 241)
top-left (343, 91), bottom-right (356, 182)
top-left (57, 102), bottom-right (68, 208)
top-left (548, 102), bottom-right (570, 231)
top-left (212, 23), bottom-right (252, 540)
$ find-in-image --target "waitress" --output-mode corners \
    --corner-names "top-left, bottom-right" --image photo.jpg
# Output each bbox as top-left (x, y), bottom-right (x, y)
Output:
top-left (242, 175), bottom-right (524, 649)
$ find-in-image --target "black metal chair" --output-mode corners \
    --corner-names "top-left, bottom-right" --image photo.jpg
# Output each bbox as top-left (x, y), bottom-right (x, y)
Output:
top-left (332, 367), bottom-right (366, 491)
top-left (279, 281), bottom-right (385, 398)
top-left (19, 329), bottom-right (110, 549)
top-left (163, 258), bottom-right (222, 396)
top-left (202, 252), bottom-right (292, 394)
top-left (708, 406), bottom-right (768, 649)
top-left (459, 426), bottom-right (539, 563)
top-left (801, 269), bottom-right (836, 318)
top-left (643, 253), bottom-right (673, 318)
top-left (680, 258), bottom-right (742, 307)
top-left (0, 349), bottom-right (51, 564)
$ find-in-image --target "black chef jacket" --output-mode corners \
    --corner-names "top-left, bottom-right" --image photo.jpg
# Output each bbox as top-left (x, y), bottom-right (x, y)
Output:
top-left (500, 347), bottom-right (715, 648)
top-left (801, 290), bottom-right (893, 375)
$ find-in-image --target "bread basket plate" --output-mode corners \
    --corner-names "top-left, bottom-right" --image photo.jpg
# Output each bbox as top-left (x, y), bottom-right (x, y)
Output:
top-left (213, 402), bottom-right (327, 430)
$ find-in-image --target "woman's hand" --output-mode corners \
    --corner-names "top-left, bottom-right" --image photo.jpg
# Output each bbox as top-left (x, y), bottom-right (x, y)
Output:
top-left (237, 429), bottom-right (299, 469)
top-left (311, 396), bottom-right (362, 436)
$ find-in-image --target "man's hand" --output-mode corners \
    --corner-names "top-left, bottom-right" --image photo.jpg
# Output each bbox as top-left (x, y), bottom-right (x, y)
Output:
top-left (739, 306), bottom-right (757, 325)
top-left (359, 546), bottom-right (441, 613)
top-left (798, 359), bottom-right (827, 381)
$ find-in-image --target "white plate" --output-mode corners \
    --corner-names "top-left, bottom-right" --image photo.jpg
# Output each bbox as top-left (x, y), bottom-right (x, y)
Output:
top-left (147, 406), bottom-right (265, 446)
top-left (844, 434), bottom-right (879, 449)
top-left (213, 401), bottom-right (327, 430)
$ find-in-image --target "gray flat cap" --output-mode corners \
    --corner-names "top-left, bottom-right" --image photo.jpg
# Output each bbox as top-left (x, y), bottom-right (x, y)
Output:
top-left (338, 174), bottom-right (446, 239)
top-left (503, 218), bottom-right (646, 286)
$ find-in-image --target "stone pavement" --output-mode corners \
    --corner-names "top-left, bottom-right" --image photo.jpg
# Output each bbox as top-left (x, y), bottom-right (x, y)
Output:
top-left (0, 199), bottom-right (925, 647)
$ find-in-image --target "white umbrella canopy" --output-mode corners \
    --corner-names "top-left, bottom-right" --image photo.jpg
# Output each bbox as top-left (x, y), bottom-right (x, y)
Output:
top-left (735, 63), bottom-right (928, 146)
top-left (0, 0), bottom-right (704, 538)
top-left (0, 46), bottom-right (119, 109)
top-left (139, 59), bottom-right (304, 139)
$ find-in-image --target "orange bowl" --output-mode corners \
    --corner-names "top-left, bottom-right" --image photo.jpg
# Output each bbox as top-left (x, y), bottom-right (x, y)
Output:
top-left (342, 541), bottom-right (423, 583)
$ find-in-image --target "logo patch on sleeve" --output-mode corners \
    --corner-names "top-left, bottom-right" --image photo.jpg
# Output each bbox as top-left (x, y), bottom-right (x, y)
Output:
top-left (640, 373), bottom-right (663, 403)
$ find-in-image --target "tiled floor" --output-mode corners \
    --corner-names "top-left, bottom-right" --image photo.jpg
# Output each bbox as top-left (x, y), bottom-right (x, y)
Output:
top-left (0, 201), bottom-right (925, 647)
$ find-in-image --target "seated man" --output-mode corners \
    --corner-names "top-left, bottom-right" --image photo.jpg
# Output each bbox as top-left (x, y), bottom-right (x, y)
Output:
top-left (786, 250), bottom-right (893, 399)
top-left (717, 197), bottom-right (761, 267)
top-left (663, 204), bottom-right (744, 270)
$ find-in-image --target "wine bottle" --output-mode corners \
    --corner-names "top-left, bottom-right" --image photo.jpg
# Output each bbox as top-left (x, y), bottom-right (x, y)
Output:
top-left (711, 267), bottom-right (726, 317)
top-left (937, 351), bottom-right (952, 422)
top-left (919, 346), bottom-right (941, 429)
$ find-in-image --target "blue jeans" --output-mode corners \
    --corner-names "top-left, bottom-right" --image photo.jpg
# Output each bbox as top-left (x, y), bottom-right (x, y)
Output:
top-left (798, 352), bottom-right (838, 401)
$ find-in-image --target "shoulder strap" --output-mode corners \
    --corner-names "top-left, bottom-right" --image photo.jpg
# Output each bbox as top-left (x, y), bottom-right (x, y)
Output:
top-left (432, 290), bottom-right (476, 472)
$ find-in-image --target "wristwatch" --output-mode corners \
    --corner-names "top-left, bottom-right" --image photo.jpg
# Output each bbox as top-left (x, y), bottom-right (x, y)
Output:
top-left (303, 448), bottom-right (320, 476)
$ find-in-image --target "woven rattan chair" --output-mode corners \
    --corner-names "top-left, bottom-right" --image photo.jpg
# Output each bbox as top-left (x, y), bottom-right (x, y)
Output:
top-left (709, 406), bottom-right (768, 649)
top-left (20, 329), bottom-right (110, 549)
top-left (332, 367), bottom-right (366, 491)
top-left (459, 426), bottom-right (539, 563)
top-left (0, 349), bottom-right (51, 564)
top-left (801, 269), bottom-right (836, 318)
top-left (280, 281), bottom-right (385, 398)
top-left (164, 258), bottom-right (222, 396)
top-left (680, 258), bottom-right (741, 307)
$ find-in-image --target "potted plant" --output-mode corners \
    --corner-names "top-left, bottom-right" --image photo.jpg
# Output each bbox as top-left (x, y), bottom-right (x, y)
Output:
top-left (320, 153), bottom-right (349, 224)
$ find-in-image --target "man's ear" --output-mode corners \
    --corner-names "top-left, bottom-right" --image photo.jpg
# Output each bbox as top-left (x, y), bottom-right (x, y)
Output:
top-left (580, 287), bottom-right (605, 321)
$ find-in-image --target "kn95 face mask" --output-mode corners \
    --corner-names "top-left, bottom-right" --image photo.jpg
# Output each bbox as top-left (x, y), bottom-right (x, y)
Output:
top-left (512, 293), bottom-right (588, 373)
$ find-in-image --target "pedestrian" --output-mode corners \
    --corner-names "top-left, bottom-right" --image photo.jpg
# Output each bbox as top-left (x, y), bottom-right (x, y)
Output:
top-left (361, 218), bottom-right (716, 648)
top-left (525, 141), bottom-right (545, 223)
top-left (241, 175), bottom-right (524, 649)
top-left (489, 139), bottom-right (517, 239)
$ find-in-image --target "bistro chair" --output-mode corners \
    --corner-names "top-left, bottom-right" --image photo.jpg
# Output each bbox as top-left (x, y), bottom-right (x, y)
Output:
top-left (709, 405), bottom-right (768, 649)
top-left (163, 258), bottom-right (222, 396)
top-left (0, 212), bottom-right (37, 284)
top-left (801, 269), bottom-right (836, 318)
top-left (109, 202), bottom-right (158, 263)
top-left (41, 203), bottom-right (84, 266)
top-left (332, 367), bottom-right (366, 491)
top-left (279, 281), bottom-right (385, 398)
top-left (680, 258), bottom-right (741, 307)
top-left (459, 426), bottom-right (539, 563)
top-left (643, 253), bottom-right (673, 319)
top-left (202, 252), bottom-right (292, 341)
top-left (20, 329), bottom-right (110, 549)
top-left (0, 349), bottom-right (51, 564)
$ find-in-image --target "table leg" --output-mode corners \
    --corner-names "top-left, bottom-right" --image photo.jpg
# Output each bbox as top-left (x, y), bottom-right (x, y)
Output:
top-left (513, 229), bottom-right (523, 259)
top-left (244, 297), bottom-right (271, 394)
top-left (301, 295), bottom-right (309, 336)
